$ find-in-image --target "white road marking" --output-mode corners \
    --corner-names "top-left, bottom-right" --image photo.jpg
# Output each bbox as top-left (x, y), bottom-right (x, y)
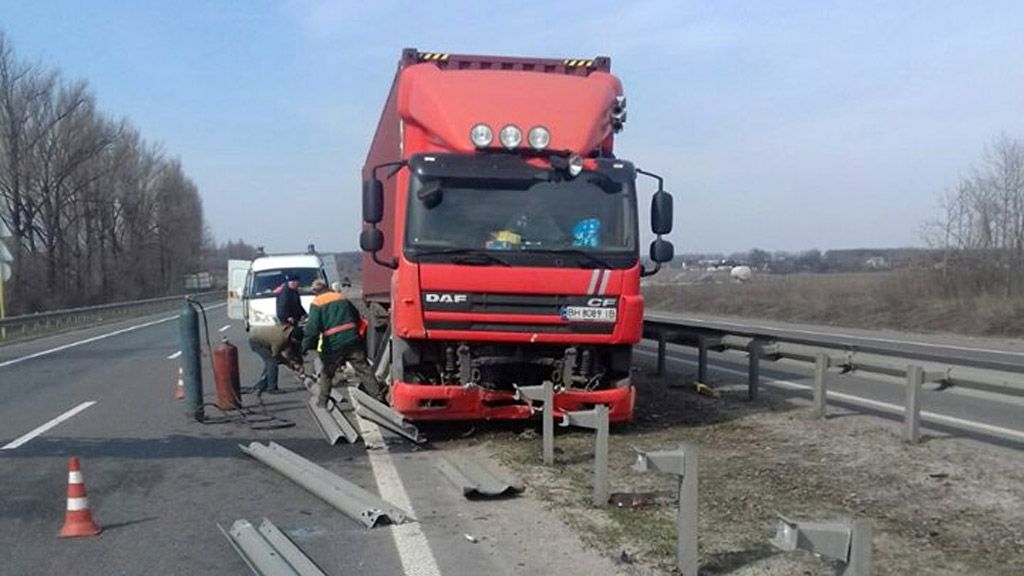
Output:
top-left (2, 401), bottom-right (97, 450)
top-left (665, 316), bottom-right (1024, 358)
top-left (218, 324), bottom-right (231, 333)
top-left (635, 349), bottom-right (1024, 443)
top-left (0, 302), bottom-right (226, 370)
top-left (167, 350), bottom-right (182, 360)
top-left (359, 418), bottom-right (442, 576)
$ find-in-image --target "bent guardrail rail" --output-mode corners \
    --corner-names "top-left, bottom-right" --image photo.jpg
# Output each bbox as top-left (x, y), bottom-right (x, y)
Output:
top-left (643, 312), bottom-right (1024, 443)
top-left (0, 291), bottom-right (221, 343)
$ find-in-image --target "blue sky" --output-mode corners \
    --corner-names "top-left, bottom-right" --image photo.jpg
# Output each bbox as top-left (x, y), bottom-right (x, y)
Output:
top-left (2, 1), bottom-right (1023, 254)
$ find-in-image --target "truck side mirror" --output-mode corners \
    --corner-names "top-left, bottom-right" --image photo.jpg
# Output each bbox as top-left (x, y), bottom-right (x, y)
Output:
top-left (650, 238), bottom-right (674, 263)
top-left (651, 190), bottom-right (673, 235)
top-left (360, 228), bottom-right (384, 253)
top-left (363, 178), bottom-right (384, 224)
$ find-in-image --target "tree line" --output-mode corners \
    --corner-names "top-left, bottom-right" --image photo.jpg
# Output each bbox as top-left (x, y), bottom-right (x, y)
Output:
top-left (0, 31), bottom-right (205, 314)
top-left (926, 135), bottom-right (1024, 297)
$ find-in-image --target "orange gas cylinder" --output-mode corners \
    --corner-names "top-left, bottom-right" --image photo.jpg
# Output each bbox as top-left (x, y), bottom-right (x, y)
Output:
top-left (213, 338), bottom-right (241, 410)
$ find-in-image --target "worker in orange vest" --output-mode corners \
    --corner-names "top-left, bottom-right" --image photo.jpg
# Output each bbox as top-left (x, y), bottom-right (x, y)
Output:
top-left (301, 280), bottom-right (379, 407)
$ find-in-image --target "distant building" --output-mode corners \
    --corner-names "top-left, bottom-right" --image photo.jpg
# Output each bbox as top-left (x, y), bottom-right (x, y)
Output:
top-left (865, 256), bottom-right (890, 269)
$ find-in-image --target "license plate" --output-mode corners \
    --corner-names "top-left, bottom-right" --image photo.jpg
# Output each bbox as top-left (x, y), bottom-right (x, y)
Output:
top-left (561, 306), bottom-right (617, 323)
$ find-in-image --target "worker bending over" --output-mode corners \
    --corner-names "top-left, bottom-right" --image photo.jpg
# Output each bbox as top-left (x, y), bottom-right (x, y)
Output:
top-left (301, 280), bottom-right (379, 407)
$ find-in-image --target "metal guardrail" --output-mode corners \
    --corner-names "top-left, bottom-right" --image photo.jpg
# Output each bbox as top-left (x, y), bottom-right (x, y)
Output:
top-left (0, 291), bottom-right (221, 343)
top-left (643, 313), bottom-right (1024, 442)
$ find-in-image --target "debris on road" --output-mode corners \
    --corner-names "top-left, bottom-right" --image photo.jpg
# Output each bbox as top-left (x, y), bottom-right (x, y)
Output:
top-left (349, 387), bottom-right (425, 445)
top-left (307, 386), bottom-right (362, 445)
top-left (219, 517), bottom-right (327, 576)
top-left (464, 533), bottom-right (479, 544)
top-left (437, 453), bottom-right (524, 498)
top-left (240, 441), bottom-right (410, 528)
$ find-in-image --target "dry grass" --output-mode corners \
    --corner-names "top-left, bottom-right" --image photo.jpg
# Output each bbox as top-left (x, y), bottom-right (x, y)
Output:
top-left (644, 271), bottom-right (1024, 337)
top-left (459, 369), bottom-right (1024, 575)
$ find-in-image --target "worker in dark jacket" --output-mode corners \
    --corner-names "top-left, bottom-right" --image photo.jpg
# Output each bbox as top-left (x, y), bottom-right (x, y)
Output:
top-left (301, 280), bottom-right (379, 407)
top-left (276, 273), bottom-right (307, 363)
top-left (276, 274), bottom-right (306, 325)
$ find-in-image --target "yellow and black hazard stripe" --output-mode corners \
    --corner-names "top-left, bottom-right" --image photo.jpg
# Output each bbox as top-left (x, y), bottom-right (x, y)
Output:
top-left (418, 52), bottom-right (451, 61)
top-left (563, 59), bottom-right (594, 68)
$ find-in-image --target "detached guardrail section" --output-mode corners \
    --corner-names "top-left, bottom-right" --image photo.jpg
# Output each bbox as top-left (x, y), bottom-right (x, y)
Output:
top-left (643, 313), bottom-right (1024, 443)
top-left (0, 291), bottom-right (221, 343)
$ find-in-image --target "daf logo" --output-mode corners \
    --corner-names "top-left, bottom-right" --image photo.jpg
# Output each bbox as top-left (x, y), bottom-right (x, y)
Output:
top-left (425, 293), bottom-right (469, 304)
top-left (587, 298), bottom-right (617, 307)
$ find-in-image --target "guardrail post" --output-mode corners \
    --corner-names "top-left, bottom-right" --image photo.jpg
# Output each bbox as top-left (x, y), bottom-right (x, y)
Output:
top-left (813, 353), bottom-right (829, 418)
top-left (634, 443), bottom-right (698, 576)
top-left (656, 331), bottom-right (667, 376)
top-left (514, 382), bottom-right (555, 465)
top-left (747, 340), bottom-right (761, 401)
top-left (561, 405), bottom-right (610, 507)
top-left (905, 364), bottom-right (923, 443)
top-left (697, 336), bottom-right (709, 384)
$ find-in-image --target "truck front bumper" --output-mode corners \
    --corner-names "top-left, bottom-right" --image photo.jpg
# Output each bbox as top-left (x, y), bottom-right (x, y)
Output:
top-left (388, 381), bottom-right (635, 423)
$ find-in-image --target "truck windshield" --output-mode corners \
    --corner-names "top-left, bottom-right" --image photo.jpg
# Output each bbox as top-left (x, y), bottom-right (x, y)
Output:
top-left (405, 175), bottom-right (637, 268)
top-left (248, 268), bottom-right (322, 297)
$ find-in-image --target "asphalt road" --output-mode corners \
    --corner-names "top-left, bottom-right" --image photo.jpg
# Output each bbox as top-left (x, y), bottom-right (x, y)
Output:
top-left (0, 306), bottom-right (615, 576)
top-left (645, 311), bottom-right (1024, 373)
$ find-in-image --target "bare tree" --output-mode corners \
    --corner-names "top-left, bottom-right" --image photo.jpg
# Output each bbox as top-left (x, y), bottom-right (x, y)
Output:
top-left (926, 135), bottom-right (1024, 297)
top-left (0, 30), bottom-right (208, 313)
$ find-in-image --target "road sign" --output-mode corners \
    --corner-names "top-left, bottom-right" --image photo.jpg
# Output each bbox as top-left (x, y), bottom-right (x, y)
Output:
top-left (0, 242), bottom-right (11, 264)
top-left (0, 261), bottom-right (9, 282)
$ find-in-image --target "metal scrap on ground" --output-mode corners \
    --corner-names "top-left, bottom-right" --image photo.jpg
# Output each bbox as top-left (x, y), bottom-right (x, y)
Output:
top-left (349, 387), bottom-right (425, 444)
top-left (307, 386), bottom-right (362, 445)
top-left (437, 453), bottom-right (525, 498)
top-left (240, 441), bottom-right (411, 529)
top-left (218, 517), bottom-right (327, 576)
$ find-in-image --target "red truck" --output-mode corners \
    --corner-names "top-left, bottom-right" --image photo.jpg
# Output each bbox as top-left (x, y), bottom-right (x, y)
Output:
top-left (360, 49), bottom-right (674, 423)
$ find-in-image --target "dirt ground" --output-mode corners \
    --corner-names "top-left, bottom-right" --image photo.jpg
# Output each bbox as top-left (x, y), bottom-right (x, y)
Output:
top-left (435, 366), bottom-right (1024, 575)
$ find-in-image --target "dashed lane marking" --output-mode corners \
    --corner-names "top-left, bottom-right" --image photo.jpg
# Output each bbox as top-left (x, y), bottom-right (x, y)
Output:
top-left (167, 350), bottom-right (182, 360)
top-left (2, 401), bottom-right (97, 450)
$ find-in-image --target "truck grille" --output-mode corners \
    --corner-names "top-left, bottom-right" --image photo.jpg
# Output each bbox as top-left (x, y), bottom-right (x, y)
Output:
top-left (422, 293), bottom-right (617, 334)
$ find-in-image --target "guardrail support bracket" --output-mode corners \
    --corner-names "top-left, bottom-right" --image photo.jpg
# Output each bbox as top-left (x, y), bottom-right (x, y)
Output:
top-left (634, 443), bottom-right (698, 576)
top-left (771, 514), bottom-right (872, 576)
top-left (561, 405), bottom-right (610, 507)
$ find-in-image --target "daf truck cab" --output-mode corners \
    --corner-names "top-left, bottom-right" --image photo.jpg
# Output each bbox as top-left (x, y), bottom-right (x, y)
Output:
top-left (227, 251), bottom-right (338, 330)
top-left (358, 50), bottom-right (674, 423)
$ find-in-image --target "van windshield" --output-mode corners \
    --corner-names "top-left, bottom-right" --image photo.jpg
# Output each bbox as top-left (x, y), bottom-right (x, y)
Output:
top-left (248, 268), bottom-right (322, 297)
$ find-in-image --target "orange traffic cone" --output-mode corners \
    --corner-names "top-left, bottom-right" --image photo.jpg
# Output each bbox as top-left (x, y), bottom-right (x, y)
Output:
top-left (59, 457), bottom-right (101, 538)
top-left (174, 367), bottom-right (185, 400)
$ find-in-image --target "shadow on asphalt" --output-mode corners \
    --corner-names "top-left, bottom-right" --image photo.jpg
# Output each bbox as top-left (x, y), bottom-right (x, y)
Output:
top-left (102, 516), bottom-right (159, 531)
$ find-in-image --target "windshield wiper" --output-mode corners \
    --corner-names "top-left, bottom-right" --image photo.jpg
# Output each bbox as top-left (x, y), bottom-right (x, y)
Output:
top-left (520, 248), bottom-right (616, 269)
top-left (413, 248), bottom-right (511, 266)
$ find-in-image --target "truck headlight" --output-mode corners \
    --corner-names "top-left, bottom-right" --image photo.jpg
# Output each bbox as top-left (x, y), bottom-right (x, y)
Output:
top-left (528, 126), bottom-right (550, 150)
top-left (499, 124), bottom-right (522, 149)
top-left (470, 123), bottom-right (493, 148)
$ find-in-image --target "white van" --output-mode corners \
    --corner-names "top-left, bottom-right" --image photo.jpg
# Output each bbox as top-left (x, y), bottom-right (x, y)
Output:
top-left (227, 251), bottom-right (339, 330)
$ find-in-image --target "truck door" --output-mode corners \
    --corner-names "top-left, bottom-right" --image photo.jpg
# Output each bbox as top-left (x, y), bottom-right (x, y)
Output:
top-left (227, 259), bottom-right (251, 320)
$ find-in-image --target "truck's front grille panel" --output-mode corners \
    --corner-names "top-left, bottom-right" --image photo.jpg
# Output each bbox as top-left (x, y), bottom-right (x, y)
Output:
top-left (424, 320), bottom-right (614, 335)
